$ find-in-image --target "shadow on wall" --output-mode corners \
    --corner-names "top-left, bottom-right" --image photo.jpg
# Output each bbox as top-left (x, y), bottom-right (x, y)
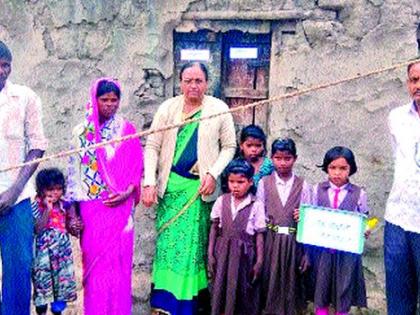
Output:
top-left (417, 24), bottom-right (420, 55)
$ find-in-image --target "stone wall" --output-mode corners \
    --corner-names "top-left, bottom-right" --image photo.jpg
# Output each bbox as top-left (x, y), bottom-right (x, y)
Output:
top-left (269, 1), bottom-right (419, 312)
top-left (1, 0), bottom-right (419, 313)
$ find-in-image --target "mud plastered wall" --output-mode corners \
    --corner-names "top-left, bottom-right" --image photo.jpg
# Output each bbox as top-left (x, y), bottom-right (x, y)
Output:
top-left (1, 0), bottom-right (419, 313)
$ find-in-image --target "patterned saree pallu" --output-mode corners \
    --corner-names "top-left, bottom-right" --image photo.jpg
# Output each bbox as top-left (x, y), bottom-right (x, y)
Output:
top-left (296, 204), bottom-right (367, 254)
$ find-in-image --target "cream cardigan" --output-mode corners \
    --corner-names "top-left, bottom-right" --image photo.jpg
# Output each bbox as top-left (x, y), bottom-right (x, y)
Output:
top-left (143, 95), bottom-right (236, 202)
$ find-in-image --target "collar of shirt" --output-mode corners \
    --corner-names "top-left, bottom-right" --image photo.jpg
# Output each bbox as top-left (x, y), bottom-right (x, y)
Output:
top-left (328, 181), bottom-right (350, 191)
top-left (230, 193), bottom-right (252, 213)
top-left (0, 81), bottom-right (17, 105)
top-left (275, 172), bottom-right (295, 187)
top-left (0, 81), bottom-right (20, 97)
top-left (408, 100), bottom-right (420, 116)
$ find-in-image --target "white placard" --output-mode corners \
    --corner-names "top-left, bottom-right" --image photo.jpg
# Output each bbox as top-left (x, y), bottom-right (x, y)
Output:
top-left (180, 49), bottom-right (210, 61)
top-left (229, 47), bottom-right (258, 59)
top-left (296, 204), bottom-right (367, 254)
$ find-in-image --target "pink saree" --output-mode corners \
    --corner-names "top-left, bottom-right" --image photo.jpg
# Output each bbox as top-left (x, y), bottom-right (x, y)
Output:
top-left (79, 78), bottom-right (143, 315)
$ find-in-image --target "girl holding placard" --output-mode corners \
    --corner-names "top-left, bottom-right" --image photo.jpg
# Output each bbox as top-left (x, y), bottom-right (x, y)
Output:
top-left (309, 146), bottom-right (368, 315)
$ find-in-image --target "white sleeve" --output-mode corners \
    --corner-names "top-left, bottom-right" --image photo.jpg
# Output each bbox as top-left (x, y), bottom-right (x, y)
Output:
top-left (300, 180), bottom-right (314, 204)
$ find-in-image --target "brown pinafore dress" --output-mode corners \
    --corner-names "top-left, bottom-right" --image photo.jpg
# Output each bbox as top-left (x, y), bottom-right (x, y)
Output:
top-left (211, 194), bottom-right (260, 315)
top-left (309, 181), bottom-right (367, 313)
top-left (261, 174), bottom-right (307, 315)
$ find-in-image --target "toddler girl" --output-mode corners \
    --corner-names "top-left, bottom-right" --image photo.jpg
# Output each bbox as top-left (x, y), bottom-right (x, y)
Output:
top-left (32, 168), bottom-right (81, 315)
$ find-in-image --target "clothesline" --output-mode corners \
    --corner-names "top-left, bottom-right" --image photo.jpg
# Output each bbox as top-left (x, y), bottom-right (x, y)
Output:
top-left (0, 57), bottom-right (418, 174)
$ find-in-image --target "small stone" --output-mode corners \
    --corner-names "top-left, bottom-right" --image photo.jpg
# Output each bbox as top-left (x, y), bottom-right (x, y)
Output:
top-left (367, 0), bottom-right (384, 6)
top-left (318, 0), bottom-right (348, 10)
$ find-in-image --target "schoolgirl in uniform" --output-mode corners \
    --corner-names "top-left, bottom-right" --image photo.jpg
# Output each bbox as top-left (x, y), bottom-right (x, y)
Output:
top-left (258, 138), bottom-right (312, 315)
top-left (208, 158), bottom-right (266, 315)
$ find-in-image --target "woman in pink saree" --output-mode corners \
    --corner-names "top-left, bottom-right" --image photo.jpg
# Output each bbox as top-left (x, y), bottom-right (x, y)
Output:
top-left (67, 78), bottom-right (143, 315)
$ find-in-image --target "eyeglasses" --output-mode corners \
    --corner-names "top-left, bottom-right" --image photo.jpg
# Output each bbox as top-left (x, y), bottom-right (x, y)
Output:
top-left (181, 79), bottom-right (205, 85)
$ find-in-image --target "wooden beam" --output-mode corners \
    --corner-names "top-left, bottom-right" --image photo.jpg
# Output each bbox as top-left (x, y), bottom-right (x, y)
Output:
top-left (182, 10), bottom-right (303, 21)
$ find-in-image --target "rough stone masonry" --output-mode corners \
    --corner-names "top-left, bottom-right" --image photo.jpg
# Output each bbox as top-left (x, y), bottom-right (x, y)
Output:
top-left (1, 0), bottom-right (419, 313)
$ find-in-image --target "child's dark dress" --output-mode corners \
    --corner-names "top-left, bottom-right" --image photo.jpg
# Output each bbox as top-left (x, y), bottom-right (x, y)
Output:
top-left (211, 194), bottom-right (264, 315)
top-left (309, 181), bottom-right (367, 313)
top-left (261, 174), bottom-right (307, 315)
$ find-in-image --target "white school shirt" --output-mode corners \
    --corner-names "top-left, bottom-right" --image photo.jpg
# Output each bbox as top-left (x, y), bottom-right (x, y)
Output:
top-left (316, 181), bottom-right (369, 214)
top-left (385, 102), bottom-right (420, 233)
top-left (256, 173), bottom-right (313, 206)
top-left (210, 194), bottom-right (266, 235)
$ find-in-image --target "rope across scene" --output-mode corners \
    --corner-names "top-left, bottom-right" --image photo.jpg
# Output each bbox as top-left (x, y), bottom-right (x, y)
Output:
top-left (0, 57), bottom-right (418, 174)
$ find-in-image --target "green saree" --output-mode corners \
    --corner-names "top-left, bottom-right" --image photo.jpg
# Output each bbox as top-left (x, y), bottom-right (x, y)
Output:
top-left (151, 111), bottom-right (211, 315)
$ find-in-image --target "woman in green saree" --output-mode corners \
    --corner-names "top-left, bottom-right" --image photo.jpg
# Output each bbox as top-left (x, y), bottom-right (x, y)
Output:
top-left (143, 62), bottom-right (236, 315)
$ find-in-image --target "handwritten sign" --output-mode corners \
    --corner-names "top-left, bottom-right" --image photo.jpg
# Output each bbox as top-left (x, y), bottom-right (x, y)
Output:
top-left (296, 204), bottom-right (367, 254)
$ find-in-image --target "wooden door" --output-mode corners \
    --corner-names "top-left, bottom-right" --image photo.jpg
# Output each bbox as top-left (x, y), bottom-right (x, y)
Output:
top-left (221, 31), bottom-right (271, 128)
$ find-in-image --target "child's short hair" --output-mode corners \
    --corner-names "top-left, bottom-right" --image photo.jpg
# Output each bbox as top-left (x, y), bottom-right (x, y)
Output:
top-left (236, 125), bottom-right (267, 159)
top-left (35, 168), bottom-right (66, 195)
top-left (240, 124), bottom-right (267, 148)
top-left (271, 138), bottom-right (297, 157)
top-left (222, 158), bottom-right (256, 194)
top-left (0, 41), bottom-right (12, 62)
top-left (319, 146), bottom-right (358, 176)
